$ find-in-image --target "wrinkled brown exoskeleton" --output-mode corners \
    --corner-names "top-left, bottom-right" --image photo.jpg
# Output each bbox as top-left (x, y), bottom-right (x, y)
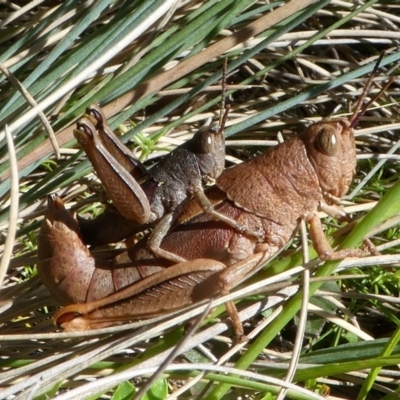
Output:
top-left (38, 56), bottom-right (391, 333)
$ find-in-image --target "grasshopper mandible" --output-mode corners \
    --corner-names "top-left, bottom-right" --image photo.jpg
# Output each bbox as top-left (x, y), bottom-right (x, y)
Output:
top-left (38, 57), bottom-right (390, 333)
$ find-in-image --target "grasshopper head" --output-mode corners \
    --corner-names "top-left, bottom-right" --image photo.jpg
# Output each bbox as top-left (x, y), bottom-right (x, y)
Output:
top-left (303, 119), bottom-right (356, 199)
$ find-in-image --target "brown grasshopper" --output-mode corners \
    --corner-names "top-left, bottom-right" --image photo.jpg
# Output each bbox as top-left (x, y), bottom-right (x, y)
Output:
top-left (38, 58), bottom-right (390, 333)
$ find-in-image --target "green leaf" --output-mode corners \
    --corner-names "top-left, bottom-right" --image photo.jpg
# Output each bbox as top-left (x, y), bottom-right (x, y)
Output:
top-left (111, 381), bottom-right (136, 400)
top-left (142, 378), bottom-right (168, 400)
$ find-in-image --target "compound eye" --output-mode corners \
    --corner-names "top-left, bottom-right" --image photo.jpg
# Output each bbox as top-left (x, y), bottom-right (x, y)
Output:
top-left (192, 128), bottom-right (214, 153)
top-left (315, 126), bottom-right (339, 156)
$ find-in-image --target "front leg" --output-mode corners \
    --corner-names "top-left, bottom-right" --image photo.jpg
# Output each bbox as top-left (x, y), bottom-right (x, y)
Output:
top-left (319, 201), bottom-right (379, 256)
top-left (307, 213), bottom-right (367, 260)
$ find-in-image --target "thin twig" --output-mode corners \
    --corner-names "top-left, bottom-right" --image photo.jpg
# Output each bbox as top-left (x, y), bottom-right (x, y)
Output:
top-left (0, 63), bottom-right (60, 158)
top-left (0, 125), bottom-right (19, 288)
top-left (134, 300), bottom-right (212, 399)
top-left (277, 220), bottom-right (309, 400)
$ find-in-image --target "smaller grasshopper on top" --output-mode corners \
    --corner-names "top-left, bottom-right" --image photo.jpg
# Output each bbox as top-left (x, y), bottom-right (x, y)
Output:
top-left (75, 69), bottom-right (262, 261)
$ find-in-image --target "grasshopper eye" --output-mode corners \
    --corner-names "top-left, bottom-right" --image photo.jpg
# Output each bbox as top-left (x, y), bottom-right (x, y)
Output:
top-left (192, 128), bottom-right (214, 154)
top-left (315, 126), bottom-right (339, 156)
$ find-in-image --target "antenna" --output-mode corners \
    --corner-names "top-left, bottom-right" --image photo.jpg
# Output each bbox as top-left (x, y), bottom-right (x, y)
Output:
top-left (349, 52), bottom-right (393, 128)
